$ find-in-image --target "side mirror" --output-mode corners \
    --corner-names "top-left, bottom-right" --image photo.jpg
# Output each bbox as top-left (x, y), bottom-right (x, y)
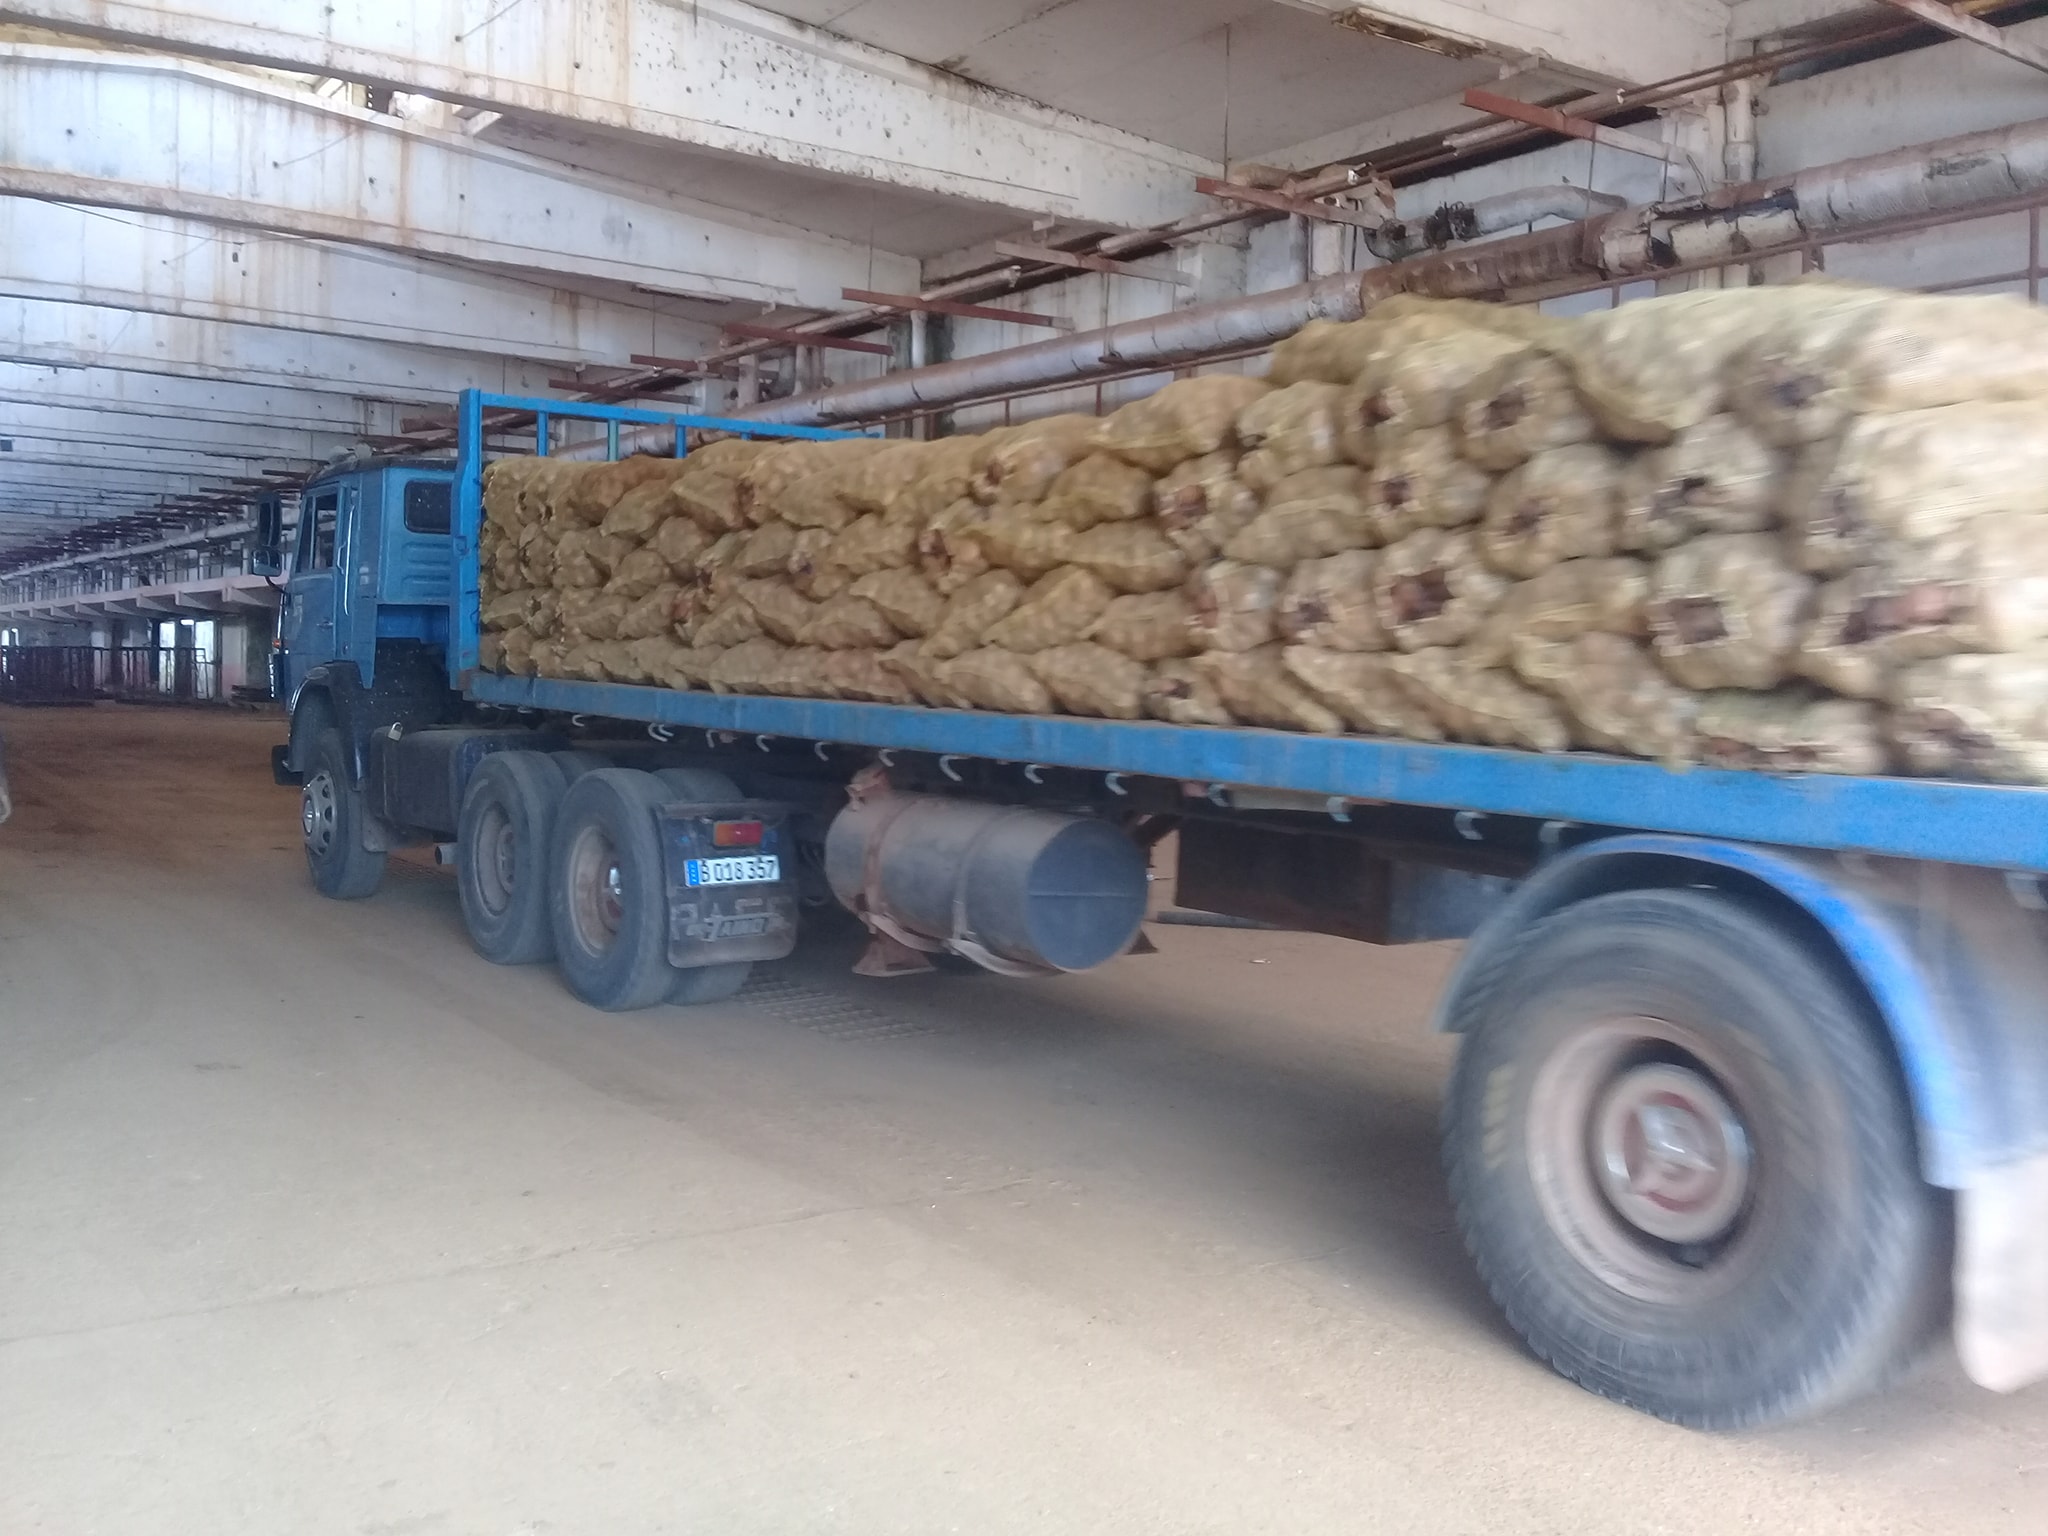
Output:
top-left (252, 494), bottom-right (285, 577)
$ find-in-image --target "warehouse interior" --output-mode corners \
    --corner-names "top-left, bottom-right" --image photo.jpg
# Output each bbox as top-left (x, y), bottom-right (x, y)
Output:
top-left (4, 2), bottom-right (2048, 1530)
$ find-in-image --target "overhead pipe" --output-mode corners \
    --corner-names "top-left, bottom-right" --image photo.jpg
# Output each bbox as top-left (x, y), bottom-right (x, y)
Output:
top-left (1362, 186), bottom-right (1628, 263)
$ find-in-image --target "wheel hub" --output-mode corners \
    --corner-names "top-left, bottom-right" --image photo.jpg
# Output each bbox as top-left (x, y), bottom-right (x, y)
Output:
top-left (472, 804), bottom-right (518, 917)
top-left (1591, 1062), bottom-right (1751, 1246)
top-left (566, 825), bottom-right (625, 953)
top-left (302, 770), bottom-right (337, 858)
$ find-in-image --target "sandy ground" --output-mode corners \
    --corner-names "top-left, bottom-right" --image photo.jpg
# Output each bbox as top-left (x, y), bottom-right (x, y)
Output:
top-left (0, 702), bottom-right (2042, 1535)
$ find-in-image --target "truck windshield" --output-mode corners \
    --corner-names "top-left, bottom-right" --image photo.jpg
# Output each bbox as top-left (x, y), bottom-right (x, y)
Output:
top-left (404, 481), bottom-right (452, 535)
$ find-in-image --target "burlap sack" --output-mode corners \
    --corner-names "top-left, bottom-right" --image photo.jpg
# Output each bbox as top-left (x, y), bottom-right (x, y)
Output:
top-left (917, 498), bottom-right (995, 594)
top-left (1356, 328), bottom-right (1528, 432)
top-left (849, 569), bottom-right (945, 637)
top-left (540, 526), bottom-right (592, 588)
top-left (566, 456), bottom-right (673, 525)
top-left (924, 569), bottom-right (1026, 660)
top-left (1647, 533), bottom-right (1812, 690)
top-left (1732, 289), bottom-right (2048, 447)
top-left (736, 520), bottom-right (799, 578)
top-left (480, 589), bottom-right (531, 631)
top-left (1890, 651), bottom-right (2048, 783)
top-left (531, 638), bottom-right (572, 679)
top-left (1784, 401), bottom-right (2048, 574)
top-left (738, 441), bottom-right (851, 523)
top-left (797, 595), bottom-right (899, 651)
top-left (1155, 451), bottom-right (1260, 562)
top-left (476, 632), bottom-right (506, 673)
top-left (1237, 381), bottom-right (1346, 480)
top-left (481, 459), bottom-right (533, 528)
top-left (1040, 453), bottom-right (1154, 530)
top-left (774, 470), bottom-right (860, 533)
top-left (971, 414), bottom-right (1099, 503)
top-left (1465, 556), bottom-right (1649, 668)
top-left (1695, 689), bottom-right (1888, 776)
top-left (983, 567), bottom-right (1115, 653)
top-left (616, 583), bottom-right (688, 642)
top-left (703, 637), bottom-right (781, 695)
top-left (1512, 633), bottom-right (1698, 764)
top-left (1277, 549), bottom-right (1387, 652)
top-left (489, 537), bottom-right (525, 593)
top-left (1371, 528), bottom-right (1509, 650)
top-left (1093, 375), bottom-right (1272, 473)
top-left (499, 627), bottom-right (537, 675)
top-left (1225, 467), bottom-right (1374, 567)
top-left (603, 547), bottom-right (671, 602)
top-left (1385, 647), bottom-right (1571, 752)
top-left (786, 526), bottom-right (852, 601)
top-left (1066, 521), bottom-right (1189, 593)
top-left (974, 509), bottom-right (1077, 581)
top-left (1367, 425), bottom-right (1492, 540)
top-left (627, 635), bottom-right (692, 689)
top-left (882, 641), bottom-right (971, 709)
top-left (1194, 646), bottom-right (1344, 734)
top-left (673, 470), bottom-right (748, 532)
top-left (1188, 560), bottom-right (1282, 652)
top-left (1029, 643), bottom-right (1148, 719)
top-left (1086, 590), bottom-right (1198, 661)
top-left (1268, 318), bottom-right (1384, 387)
top-left (1456, 349), bottom-right (1595, 471)
top-left (524, 590), bottom-right (559, 640)
top-left (1144, 659), bottom-right (1236, 726)
top-left (737, 578), bottom-right (817, 645)
top-left (661, 642), bottom-right (726, 691)
top-left (1477, 443), bottom-right (1625, 579)
top-left (898, 435), bottom-right (984, 524)
top-left (599, 479), bottom-right (676, 540)
top-left (590, 639), bottom-right (650, 684)
top-left (830, 511), bottom-right (921, 576)
top-left (1283, 646), bottom-right (1442, 739)
top-left (945, 647), bottom-right (1055, 713)
top-left (557, 641), bottom-right (614, 683)
top-left (693, 530), bottom-right (746, 593)
top-left (558, 588), bottom-right (629, 643)
top-left (821, 648), bottom-right (919, 705)
top-left (840, 441), bottom-right (929, 515)
top-left (764, 646), bottom-right (840, 700)
top-left (1619, 415), bottom-right (1779, 554)
top-left (650, 515), bottom-right (713, 574)
top-left (691, 600), bottom-right (763, 649)
top-left (683, 438), bottom-right (772, 478)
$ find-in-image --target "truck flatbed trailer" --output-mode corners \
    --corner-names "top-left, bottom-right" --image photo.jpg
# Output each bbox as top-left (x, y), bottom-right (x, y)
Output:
top-left (262, 389), bottom-right (2048, 1433)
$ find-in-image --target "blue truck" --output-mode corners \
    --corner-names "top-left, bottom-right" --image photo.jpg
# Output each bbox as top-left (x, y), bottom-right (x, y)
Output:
top-left (264, 390), bottom-right (2048, 1431)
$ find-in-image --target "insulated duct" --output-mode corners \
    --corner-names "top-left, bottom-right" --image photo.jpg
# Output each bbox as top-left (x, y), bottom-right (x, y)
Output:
top-left (676, 112), bottom-right (2048, 432)
top-left (1362, 186), bottom-right (1628, 263)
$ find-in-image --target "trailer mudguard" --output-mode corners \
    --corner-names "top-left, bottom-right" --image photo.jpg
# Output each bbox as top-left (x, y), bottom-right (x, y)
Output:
top-left (1433, 832), bottom-right (2048, 1392)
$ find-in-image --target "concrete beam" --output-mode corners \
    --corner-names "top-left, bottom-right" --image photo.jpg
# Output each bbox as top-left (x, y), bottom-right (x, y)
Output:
top-left (0, 294), bottom-right (559, 401)
top-left (0, 436), bottom-right (311, 479)
top-left (0, 44), bottom-right (919, 307)
top-left (0, 200), bottom-right (720, 367)
top-left (0, 362), bottom-right (408, 438)
top-left (0, 0), bottom-right (1211, 230)
top-left (1276, 1), bottom-right (1728, 85)
top-left (0, 401), bottom-right (347, 462)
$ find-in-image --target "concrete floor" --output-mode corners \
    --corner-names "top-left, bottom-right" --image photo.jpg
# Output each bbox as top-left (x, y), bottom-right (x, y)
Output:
top-left (0, 704), bottom-right (2042, 1535)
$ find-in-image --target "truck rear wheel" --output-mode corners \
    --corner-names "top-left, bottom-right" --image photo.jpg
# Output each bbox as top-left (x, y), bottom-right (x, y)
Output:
top-left (301, 728), bottom-right (385, 900)
top-left (548, 769), bottom-right (675, 1011)
top-left (1443, 888), bottom-right (1944, 1429)
top-left (457, 751), bottom-right (567, 965)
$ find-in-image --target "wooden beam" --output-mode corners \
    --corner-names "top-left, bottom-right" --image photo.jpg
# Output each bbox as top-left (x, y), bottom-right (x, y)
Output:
top-left (992, 241), bottom-right (1196, 287)
top-left (1874, 0), bottom-right (2048, 75)
top-left (1194, 177), bottom-right (1384, 229)
top-left (1460, 89), bottom-right (1683, 165)
top-left (720, 323), bottom-right (894, 356)
top-left (840, 287), bottom-right (1073, 330)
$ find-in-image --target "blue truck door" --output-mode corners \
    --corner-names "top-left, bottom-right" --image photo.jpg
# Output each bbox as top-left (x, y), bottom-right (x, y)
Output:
top-left (277, 484), bottom-right (342, 705)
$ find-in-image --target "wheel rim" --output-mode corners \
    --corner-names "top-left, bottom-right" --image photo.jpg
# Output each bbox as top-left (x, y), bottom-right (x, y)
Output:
top-left (1526, 1016), bottom-right (1763, 1304)
top-left (472, 802), bottom-right (517, 918)
top-left (302, 770), bottom-right (337, 859)
top-left (565, 823), bottom-right (625, 954)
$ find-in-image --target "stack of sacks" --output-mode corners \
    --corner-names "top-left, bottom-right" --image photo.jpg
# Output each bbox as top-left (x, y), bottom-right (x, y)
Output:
top-left (475, 282), bottom-right (2048, 783)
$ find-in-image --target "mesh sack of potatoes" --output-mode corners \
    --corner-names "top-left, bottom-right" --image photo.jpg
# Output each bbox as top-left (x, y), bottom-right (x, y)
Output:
top-left (1464, 556), bottom-right (1649, 669)
top-left (1366, 426), bottom-right (1492, 541)
top-left (797, 594), bottom-right (901, 650)
top-left (691, 599), bottom-right (764, 649)
top-left (882, 641), bottom-right (969, 709)
top-left (1732, 289), bottom-right (2048, 448)
top-left (1283, 646), bottom-right (1442, 739)
top-left (1224, 467), bottom-right (1374, 567)
top-left (734, 520), bottom-right (798, 577)
top-left (896, 435), bottom-right (984, 524)
top-left (738, 440), bottom-right (860, 524)
top-left (1268, 318), bottom-right (1386, 387)
top-left (1476, 443), bottom-right (1627, 579)
top-left (975, 508), bottom-right (1079, 581)
top-left (1236, 381), bottom-right (1347, 489)
top-left (1086, 590), bottom-right (1197, 661)
top-left (1384, 647), bottom-right (1571, 752)
top-left (1188, 559), bottom-right (1282, 652)
top-left (1371, 527), bottom-right (1510, 650)
top-left (970, 414), bottom-right (1099, 504)
top-left (1277, 549), bottom-right (1386, 652)
top-left (1795, 512), bottom-right (2048, 697)
top-left (1646, 533), bottom-right (1813, 691)
top-left (1093, 375), bottom-right (1272, 473)
top-left (1028, 642), bottom-right (1149, 719)
top-left (1618, 415), bottom-right (1780, 553)
top-left (1194, 646), bottom-right (1344, 733)
top-left (916, 498), bottom-right (997, 594)
top-left (599, 473), bottom-right (687, 540)
top-left (923, 569), bottom-right (1026, 660)
top-left (1890, 651), bottom-right (2048, 783)
top-left (944, 647), bottom-right (1055, 713)
top-left (671, 464), bottom-right (750, 532)
top-left (1155, 451), bottom-right (1260, 562)
top-left (616, 584), bottom-right (690, 642)
top-left (983, 567), bottom-right (1115, 652)
top-left (828, 510), bottom-right (921, 577)
top-left (650, 514), bottom-right (713, 574)
top-left (1065, 520), bottom-right (1189, 593)
top-left (840, 441), bottom-right (930, 516)
top-left (1512, 632), bottom-right (1699, 764)
top-left (476, 632), bottom-right (506, 672)
top-left (786, 527), bottom-right (852, 601)
top-left (1040, 453), bottom-right (1154, 529)
top-left (849, 568), bottom-right (945, 637)
top-left (736, 578), bottom-right (817, 644)
top-left (1783, 401), bottom-right (2048, 575)
top-left (1456, 348), bottom-right (1596, 471)
top-left (1355, 328), bottom-right (1530, 435)
top-left (558, 588), bottom-right (630, 642)
top-left (1143, 658), bottom-right (1236, 725)
top-left (1694, 689), bottom-right (1889, 776)
top-left (604, 547), bottom-right (671, 601)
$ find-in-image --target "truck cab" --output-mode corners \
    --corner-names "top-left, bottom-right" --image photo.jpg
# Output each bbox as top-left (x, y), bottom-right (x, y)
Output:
top-left (261, 456), bottom-right (455, 709)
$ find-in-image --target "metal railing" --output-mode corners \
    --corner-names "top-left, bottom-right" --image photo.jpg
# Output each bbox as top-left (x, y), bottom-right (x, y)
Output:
top-left (0, 645), bottom-right (224, 705)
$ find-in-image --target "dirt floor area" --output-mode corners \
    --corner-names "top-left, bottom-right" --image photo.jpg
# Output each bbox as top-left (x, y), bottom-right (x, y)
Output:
top-left (0, 702), bottom-right (2042, 1534)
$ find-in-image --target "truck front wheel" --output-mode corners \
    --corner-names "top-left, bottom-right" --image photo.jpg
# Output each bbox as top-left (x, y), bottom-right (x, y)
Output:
top-left (1443, 888), bottom-right (1945, 1429)
top-left (301, 728), bottom-right (385, 900)
top-left (457, 751), bottom-right (567, 965)
top-left (548, 769), bottom-right (676, 1011)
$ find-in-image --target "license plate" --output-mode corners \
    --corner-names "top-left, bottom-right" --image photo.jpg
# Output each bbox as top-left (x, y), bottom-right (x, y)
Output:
top-left (684, 853), bottom-right (781, 888)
